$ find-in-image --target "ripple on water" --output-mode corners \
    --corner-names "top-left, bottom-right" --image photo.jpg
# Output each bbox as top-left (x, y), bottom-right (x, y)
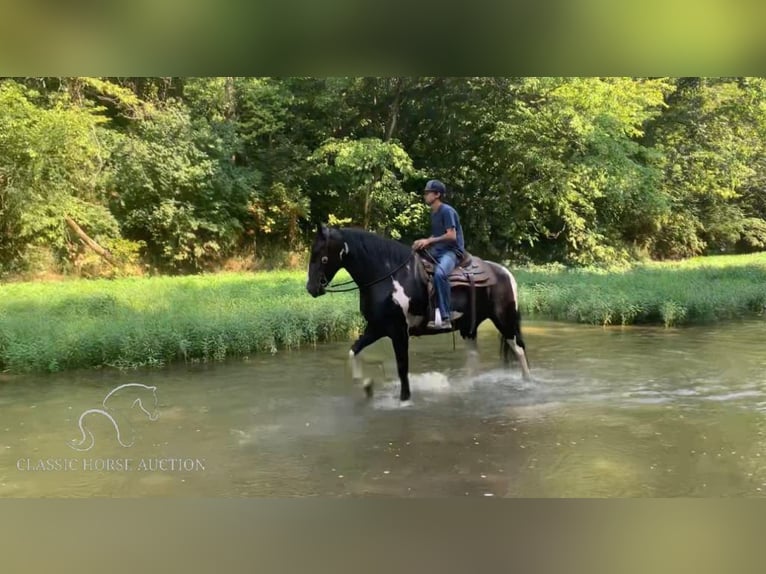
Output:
top-left (704, 390), bottom-right (763, 402)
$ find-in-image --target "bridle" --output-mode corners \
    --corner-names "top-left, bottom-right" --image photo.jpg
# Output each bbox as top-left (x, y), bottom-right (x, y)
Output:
top-left (317, 235), bottom-right (415, 293)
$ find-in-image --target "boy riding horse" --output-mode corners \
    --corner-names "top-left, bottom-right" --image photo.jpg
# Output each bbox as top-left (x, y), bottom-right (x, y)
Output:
top-left (412, 179), bottom-right (465, 330)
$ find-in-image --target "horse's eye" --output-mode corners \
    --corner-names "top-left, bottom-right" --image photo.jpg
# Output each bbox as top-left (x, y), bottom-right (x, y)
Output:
top-left (321, 256), bottom-right (328, 264)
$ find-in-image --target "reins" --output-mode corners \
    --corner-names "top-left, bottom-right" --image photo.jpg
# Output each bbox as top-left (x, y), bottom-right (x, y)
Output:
top-left (324, 250), bottom-right (416, 293)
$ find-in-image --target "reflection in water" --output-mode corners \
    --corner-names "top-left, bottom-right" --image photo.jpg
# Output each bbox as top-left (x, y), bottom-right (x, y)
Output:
top-left (2, 320), bottom-right (766, 497)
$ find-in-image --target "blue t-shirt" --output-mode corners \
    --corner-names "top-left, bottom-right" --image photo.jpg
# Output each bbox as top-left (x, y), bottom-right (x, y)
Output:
top-left (430, 203), bottom-right (465, 256)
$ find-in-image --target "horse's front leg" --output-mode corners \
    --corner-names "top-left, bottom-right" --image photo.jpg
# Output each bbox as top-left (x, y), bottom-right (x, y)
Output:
top-left (463, 334), bottom-right (480, 375)
top-left (350, 326), bottom-right (384, 397)
top-left (389, 325), bottom-right (411, 403)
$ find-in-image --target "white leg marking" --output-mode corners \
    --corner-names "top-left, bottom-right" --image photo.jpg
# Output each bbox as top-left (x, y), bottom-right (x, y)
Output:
top-left (507, 337), bottom-right (531, 380)
top-left (349, 349), bottom-right (362, 380)
top-left (465, 338), bottom-right (480, 372)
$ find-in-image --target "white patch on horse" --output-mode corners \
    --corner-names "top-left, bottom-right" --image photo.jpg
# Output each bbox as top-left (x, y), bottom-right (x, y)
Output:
top-left (499, 266), bottom-right (519, 310)
top-left (391, 279), bottom-right (421, 327)
top-left (391, 279), bottom-right (410, 317)
top-left (339, 242), bottom-right (349, 260)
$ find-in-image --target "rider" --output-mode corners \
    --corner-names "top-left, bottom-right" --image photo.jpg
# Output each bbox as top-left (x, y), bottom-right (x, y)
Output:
top-left (412, 179), bottom-right (465, 330)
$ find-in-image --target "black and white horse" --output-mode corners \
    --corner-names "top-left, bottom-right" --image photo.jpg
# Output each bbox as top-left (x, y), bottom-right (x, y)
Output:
top-left (306, 223), bottom-right (530, 404)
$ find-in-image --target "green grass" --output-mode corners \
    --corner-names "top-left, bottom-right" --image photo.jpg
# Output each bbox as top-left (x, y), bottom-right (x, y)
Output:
top-left (515, 252), bottom-right (766, 327)
top-left (2, 252), bottom-right (766, 374)
top-left (0, 270), bottom-right (363, 374)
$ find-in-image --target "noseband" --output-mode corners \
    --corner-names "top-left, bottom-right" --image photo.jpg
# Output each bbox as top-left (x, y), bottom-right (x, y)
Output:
top-left (317, 240), bottom-right (332, 289)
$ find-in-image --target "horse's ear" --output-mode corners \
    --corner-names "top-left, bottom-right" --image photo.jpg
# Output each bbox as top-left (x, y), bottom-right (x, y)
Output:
top-left (317, 222), bottom-right (329, 239)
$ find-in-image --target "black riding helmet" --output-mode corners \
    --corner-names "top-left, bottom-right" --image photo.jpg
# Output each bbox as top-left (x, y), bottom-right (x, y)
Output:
top-left (423, 179), bottom-right (446, 197)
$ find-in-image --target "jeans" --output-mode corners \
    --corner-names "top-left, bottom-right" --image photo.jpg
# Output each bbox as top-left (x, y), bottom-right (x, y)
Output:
top-left (432, 250), bottom-right (459, 320)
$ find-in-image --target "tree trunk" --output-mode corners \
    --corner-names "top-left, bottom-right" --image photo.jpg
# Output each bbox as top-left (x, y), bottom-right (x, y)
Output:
top-left (64, 216), bottom-right (116, 266)
top-left (385, 77), bottom-right (403, 142)
top-left (363, 188), bottom-right (371, 230)
top-left (224, 76), bottom-right (237, 120)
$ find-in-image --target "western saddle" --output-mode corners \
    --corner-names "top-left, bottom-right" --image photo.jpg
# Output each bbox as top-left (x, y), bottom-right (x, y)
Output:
top-left (416, 250), bottom-right (497, 288)
top-left (415, 250), bottom-right (497, 334)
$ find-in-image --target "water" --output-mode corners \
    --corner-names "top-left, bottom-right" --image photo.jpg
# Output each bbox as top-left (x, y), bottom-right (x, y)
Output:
top-left (2, 320), bottom-right (766, 497)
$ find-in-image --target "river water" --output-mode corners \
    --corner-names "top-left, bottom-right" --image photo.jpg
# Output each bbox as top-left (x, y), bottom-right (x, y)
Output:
top-left (2, 320), bottom-right (766, 497)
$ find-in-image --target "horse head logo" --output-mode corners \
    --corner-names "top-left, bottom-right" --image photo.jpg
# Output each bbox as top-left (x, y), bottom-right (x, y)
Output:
top-left (67, 383), bottom-right (160, 452)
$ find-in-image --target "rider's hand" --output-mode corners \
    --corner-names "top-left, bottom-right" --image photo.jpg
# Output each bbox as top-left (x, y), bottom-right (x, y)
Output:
top-left (412, 238), bottom-right (431, 251)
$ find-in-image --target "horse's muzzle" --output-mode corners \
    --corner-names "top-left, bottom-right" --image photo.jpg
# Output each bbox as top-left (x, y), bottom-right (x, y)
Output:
top-left (306, 284), bottom-right (326, 298)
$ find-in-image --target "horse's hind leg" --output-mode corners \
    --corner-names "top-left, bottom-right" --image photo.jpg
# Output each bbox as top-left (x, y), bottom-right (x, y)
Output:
top-left (350, 326), bottom-right (385, 397)
top-left (509, 330), bottom-right (531, 381)
top-left (491, 309), bottom-right (531, 381)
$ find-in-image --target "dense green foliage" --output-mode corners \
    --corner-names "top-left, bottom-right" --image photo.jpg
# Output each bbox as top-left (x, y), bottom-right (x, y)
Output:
top-left (1, 253), bottom-right (765, 374)
top-left (2, 77), bottom-right (766, 277)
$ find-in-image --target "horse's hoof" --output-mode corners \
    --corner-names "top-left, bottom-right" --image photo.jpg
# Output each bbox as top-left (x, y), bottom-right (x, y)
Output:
top-left (399, 399), bottom-right (413, 408)
top-left (363, 378), bottom-right (374, 398)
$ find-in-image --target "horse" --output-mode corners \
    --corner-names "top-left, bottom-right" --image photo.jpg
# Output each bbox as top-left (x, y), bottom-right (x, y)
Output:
top-left (305, 223), bottom-right (531, 404)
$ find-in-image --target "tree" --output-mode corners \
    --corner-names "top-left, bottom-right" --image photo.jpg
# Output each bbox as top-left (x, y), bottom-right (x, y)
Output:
top-left (0, 80), bottom-right (120, 274)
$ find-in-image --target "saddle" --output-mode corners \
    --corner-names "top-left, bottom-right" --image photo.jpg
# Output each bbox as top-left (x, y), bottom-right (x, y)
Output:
top-left (415, 251), bottom-right (496, 335)
top-left (416, 251), bottom-right (497, 288)
top-left (415, 251), bottom-right (497, 336)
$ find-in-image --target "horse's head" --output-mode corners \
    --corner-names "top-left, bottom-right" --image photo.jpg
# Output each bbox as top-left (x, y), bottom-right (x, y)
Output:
top-left (306, 223), bottom-right (347, 297)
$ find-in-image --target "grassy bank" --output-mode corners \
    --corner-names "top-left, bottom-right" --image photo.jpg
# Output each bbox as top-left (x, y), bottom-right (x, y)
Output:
top-left (1, 252), bottom-right (765, 374)
top-left (0, 270), bottom-right (363, 374)
top-left (515, 252), bottom-right (766, 327)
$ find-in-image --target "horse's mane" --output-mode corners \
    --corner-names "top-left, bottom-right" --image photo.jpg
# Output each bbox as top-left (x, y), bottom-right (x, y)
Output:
top-left (339, 227), bottom-right (412, 263)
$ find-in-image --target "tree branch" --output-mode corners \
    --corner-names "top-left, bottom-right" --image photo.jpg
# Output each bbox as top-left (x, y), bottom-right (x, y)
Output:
top-left (64, 216), bottom-right (116, 266)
